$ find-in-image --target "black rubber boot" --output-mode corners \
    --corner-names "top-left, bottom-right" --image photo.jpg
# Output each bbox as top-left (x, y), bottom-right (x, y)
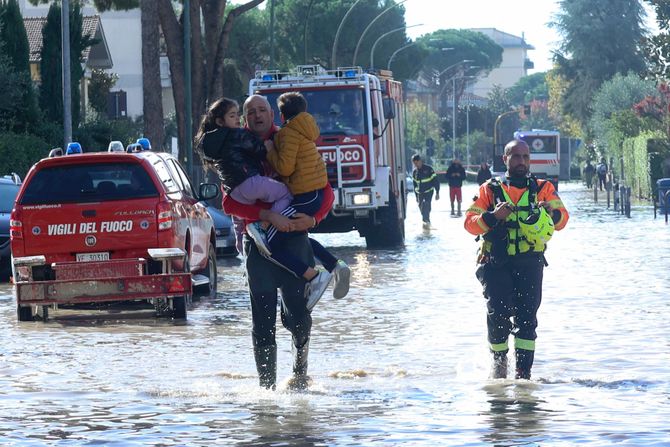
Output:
top-left (490, 350), bottom-right (508, 379)
top-left (515, 348), bottom-right (535, 380)
top-left (287, 338), bottom-right (310, 391)
top-left (253, 345), bottom-right (277, 389)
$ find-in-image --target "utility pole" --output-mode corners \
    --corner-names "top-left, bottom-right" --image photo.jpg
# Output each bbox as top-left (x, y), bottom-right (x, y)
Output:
top-left (270, 0), bottom-right (275, 67)
top-left (61, 0), bottom-right (72, 147)
top-left (184, 0), bottom-right (193, 177)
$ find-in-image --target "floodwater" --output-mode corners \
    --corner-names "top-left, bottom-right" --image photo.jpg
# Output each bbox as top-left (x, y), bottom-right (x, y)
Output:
top-left (0, 182), bottom-right (668, 446)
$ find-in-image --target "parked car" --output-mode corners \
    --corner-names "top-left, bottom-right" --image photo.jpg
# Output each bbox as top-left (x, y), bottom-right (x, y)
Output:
top-left (10, 151), bottom-right (219, 321)
top-left (0, 174), bottom-right (22, 278)
top-left (205, 202), bottom-right (238, 257)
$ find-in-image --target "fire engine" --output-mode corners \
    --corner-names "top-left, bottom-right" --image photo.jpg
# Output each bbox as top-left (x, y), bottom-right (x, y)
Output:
top-left (249, 65), bottom-right (407, 247)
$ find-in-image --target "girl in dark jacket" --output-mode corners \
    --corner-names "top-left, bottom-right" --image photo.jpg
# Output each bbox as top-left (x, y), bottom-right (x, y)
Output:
top-left (196, 98), bottom-right (345, 309)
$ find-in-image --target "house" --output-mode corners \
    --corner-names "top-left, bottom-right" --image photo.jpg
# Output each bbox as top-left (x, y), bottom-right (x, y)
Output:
top-left (468, 28), bottom-right (535, 98)
top-left (19, 1), bottom-right (174, 119)
top-left (23, 15), bottom-right (112, 118)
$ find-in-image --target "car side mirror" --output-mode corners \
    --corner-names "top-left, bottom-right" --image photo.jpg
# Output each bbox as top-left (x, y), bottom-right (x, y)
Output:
top-left (372, 117), bottom-right (380, 128)
top-left (199, 183), bottom-right (219, 201)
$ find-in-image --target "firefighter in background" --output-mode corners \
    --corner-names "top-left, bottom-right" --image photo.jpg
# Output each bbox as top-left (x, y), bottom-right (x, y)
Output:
top-left (412, 154), bottom-right (440, 226)
top-left (464, 140), bottom-right (569, 380)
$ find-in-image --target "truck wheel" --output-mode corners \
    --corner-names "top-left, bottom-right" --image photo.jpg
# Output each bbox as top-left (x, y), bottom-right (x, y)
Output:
top-left (171, 250), bottom-right (191, 320)
top-left (365, 189), bottom-right (405, 248)
top-left (172, 296), bottom-right (187, 319)
top-left (196, 243), bottom-right (217, 298)
top-left (17, 305), bottom-right (34, 322)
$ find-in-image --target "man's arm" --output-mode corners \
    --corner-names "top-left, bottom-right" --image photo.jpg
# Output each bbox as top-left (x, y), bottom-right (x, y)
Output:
top-left (222, 194), bottom-right (292, 231)
top-left (464, 183), bottom-right (500, 236)
top-left (538, 181), bottom-right (569, 230)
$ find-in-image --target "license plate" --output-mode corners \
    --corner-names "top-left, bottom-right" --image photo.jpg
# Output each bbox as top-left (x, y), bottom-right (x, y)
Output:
top-left (76, 252), bottom-right (110, 262)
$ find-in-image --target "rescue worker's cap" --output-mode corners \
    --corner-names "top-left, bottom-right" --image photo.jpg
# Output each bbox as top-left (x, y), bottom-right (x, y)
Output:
top-left (518, 207), bottom-right (554, 246)
top-left (66, 142), bottom-right (82, 155)
top-left (136, 137), bottom-right (151, 150)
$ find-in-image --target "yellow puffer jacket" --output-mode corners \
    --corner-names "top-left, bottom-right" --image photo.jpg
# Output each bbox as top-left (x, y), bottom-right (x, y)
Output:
top-left (267, 112), bottom-right (328, 195)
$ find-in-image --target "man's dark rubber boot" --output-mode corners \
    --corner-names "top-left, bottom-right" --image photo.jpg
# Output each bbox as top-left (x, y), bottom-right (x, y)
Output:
top-left (490, 350), bottom-right (508, 379)
top-left (253, 345), bottom-right (277, 389)
top-left (287, 338), bottom-right (310, 391)
top-left (515, 348), bottom-right (534, 380)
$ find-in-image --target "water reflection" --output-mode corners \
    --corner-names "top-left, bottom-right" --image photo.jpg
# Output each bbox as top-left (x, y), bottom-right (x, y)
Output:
top-left (481, 381), bottom-right (549, 446)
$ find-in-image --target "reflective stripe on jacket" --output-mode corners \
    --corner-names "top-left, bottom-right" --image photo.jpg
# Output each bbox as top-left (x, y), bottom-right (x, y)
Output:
top-left (413, 165), bottom-right (440, 194)
top-left (464, 176), bottom-right (569, 258)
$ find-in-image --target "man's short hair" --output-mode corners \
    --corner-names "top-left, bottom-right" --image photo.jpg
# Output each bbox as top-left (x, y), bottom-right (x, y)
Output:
top-left (504, 139), bottom-right (529, 156)
top-left (277, 91), bottom-right (307, 120)
top-left (411, 154), bottom-right (422, 162)
top-left (242, 94), bottom-right (270, 116)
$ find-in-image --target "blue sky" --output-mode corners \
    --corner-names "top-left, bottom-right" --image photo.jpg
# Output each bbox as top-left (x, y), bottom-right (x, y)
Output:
top-left (404, 0), bottom-right (657, 74)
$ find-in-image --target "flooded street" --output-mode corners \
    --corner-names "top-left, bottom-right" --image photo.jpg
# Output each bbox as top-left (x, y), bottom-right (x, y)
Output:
top-left (0, 182), bottom-right (668, 446)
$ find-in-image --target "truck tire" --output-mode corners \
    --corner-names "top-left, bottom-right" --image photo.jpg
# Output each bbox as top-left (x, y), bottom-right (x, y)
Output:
top-left (172, 296), bottom-right (187, 319)
top-left (171, 250), bottom-right (191, 320)
top-left (17, 305), bottom-right (34, 322)
top-left (365, 189), bottom-right (405, 248)
top-left (196, 243), bottom-right (217, 298)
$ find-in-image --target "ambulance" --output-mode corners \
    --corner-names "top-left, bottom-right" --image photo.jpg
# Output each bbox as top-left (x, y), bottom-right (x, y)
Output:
top-left (249, 65), bottom-right (408, 247)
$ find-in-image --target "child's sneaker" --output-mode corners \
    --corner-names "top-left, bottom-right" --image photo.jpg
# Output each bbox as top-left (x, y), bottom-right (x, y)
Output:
top-left (305, 270), bottom-right (333, 311)
top-left (332, 260), bottom-right (351, 299)
top-left (246, 222), bottom-right (272, 257)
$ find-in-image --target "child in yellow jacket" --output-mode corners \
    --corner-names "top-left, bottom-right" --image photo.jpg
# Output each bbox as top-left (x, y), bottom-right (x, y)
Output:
top-left (248, 91), bottom-right (348, 310)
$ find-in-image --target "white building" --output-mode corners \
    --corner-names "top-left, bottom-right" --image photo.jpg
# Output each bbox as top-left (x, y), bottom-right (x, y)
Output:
top-left (19, 0), bottom-right (173, 118)
top-left (468, 28), bottom-right (535, 98)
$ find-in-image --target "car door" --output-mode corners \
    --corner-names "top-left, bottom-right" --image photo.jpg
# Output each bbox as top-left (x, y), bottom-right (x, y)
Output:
top-left (165, 158), bottom-right (209, 270)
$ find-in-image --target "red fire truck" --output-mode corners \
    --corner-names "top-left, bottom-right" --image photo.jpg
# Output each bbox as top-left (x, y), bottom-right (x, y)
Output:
top-left (249, 65), bottom-right (407, 247)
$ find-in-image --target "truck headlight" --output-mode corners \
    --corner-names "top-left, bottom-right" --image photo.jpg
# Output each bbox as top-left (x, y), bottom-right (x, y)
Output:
top-left (352, 193), bottom-right (371, 205)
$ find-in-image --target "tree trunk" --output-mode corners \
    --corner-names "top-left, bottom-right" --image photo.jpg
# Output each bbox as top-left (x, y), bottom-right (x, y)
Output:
top-left (210, 0), bottom-right (265, 100)
top-left (157, 0), bottom-right (186, 162)
top-left (157, 0), bottom-right (264, 164)
top-left (140, 0), bottom-right (164, 151)
top-left (189, 0), bottom-right (205, 141)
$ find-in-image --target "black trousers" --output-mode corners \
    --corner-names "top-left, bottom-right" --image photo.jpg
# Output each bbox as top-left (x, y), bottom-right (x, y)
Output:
top-left (245, 233), bottom-right (313, 352)
top-left (417, 190), bottom-right (433, 222)
top-left (476, 254), bottom-right (544, 350)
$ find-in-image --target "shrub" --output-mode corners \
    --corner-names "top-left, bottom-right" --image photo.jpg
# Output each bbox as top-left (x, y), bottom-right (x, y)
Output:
top-left (0, 132), bottom-right (50, 177)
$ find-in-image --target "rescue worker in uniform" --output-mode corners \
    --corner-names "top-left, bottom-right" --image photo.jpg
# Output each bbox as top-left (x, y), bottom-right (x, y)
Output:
top-left (464, 140), bottom-right (569, 380)
top-left (412, 154), bottom-right (440, 226)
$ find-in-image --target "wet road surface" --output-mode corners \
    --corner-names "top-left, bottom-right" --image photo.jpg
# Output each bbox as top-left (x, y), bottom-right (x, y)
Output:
top-left (0, 182), bottom-right (668, 446)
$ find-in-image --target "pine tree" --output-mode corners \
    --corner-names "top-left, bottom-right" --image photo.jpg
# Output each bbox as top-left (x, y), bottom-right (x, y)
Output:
top-left (39, 3), bottom-right (63, 125)
top-left (0, 0), bottom-right (38, 132)
top-left (38, 2), bottom-right (93, 128)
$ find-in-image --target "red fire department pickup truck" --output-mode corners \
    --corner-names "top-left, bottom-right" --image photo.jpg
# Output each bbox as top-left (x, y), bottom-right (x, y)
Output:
top-left (10, 150), bottom-right (219, 321)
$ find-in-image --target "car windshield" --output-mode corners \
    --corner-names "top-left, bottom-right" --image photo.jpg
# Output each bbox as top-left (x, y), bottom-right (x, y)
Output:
top-left (20, 162), bottom-right (159, 205)
top-left (263, 88), bottom-right (367, 136)
top-left (0, 183), bottom-right (19, 212)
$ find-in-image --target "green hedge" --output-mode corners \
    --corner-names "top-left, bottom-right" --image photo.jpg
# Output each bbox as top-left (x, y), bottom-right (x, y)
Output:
top-left (622, 132), bottom-right (670, 199)
top-left (0, 132), bottom-right (50, 178)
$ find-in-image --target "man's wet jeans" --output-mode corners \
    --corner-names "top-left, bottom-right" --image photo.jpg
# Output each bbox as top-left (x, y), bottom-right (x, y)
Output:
top-left (246, 236), bottom-right (313, 389)
top-left (476, 253), bottom-right (544, 379)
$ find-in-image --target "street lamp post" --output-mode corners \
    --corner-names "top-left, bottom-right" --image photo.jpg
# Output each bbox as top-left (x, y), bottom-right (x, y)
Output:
top-left (447, 73), bottom-right (476, 160)
top-left (387, 42), bottom-right (416, 71)
top-left (370, 24), bottom-right (422, 69)
top-left (352, 0), bottom-right (408, 66)
top-left (331, 0), bottom-right (364, 69)
top-left (61, 0), bottom-right (72, 146)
